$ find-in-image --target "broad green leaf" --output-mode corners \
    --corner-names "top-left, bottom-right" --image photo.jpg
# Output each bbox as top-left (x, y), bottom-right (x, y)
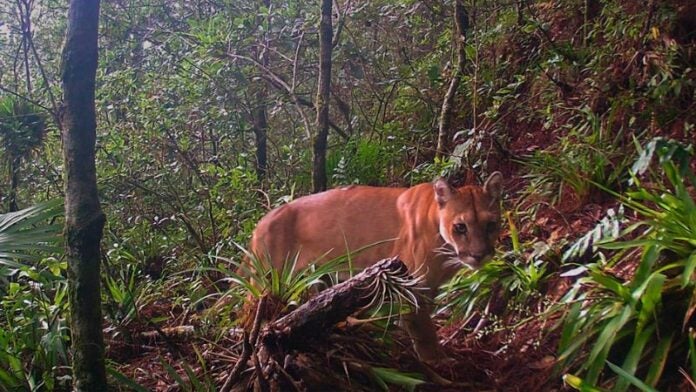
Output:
top-left (559, 302), bottom-right (582, 352)
top-left (682, 251), bottom-right (696, 288)
top-left (589, 270), bottom-right (628, 300)
top-left (633, 245), bottom-right (660, 288)
top-left (0, 199), bottom-right (63, 267)
top-left (635, 273), bottom-right (664, 332)
top-left (598, 239), bottom-right (656, 250)
top-left (0, 366), bottom-right (21, 389)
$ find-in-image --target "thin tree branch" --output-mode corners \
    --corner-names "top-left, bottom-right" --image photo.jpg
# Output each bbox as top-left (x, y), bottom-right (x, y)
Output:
top-left (332, 0), bottom-right (352, 48)
top-left (228, 52), bottom-right (313, 139)
top-left (227, 51), bottom-right (348, 140)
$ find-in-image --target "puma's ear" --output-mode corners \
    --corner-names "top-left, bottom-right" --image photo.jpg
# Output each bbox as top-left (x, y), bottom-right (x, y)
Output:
top-left (433, 178), bottom-right (454, 207)
top-left (483, 171), bottom-right (503, 200)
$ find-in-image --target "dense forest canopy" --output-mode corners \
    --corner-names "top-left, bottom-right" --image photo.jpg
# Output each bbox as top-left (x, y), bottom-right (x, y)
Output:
top-left (0, 0), bottom-right (694, 390)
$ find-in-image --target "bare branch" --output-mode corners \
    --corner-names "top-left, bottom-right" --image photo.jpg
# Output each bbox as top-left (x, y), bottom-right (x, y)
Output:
top-left (228, 52), bottom-right (313, 139)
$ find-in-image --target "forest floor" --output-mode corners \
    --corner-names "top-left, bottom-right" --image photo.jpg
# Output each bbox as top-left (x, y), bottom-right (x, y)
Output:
top-left (107, 123), bottom-right (635, 392)
top-left (95, 0), bottom-right (696, 389)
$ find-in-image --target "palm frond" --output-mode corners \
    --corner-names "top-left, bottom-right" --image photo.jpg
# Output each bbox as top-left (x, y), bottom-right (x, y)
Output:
top-left (0, 199), bottom-right (63, 267)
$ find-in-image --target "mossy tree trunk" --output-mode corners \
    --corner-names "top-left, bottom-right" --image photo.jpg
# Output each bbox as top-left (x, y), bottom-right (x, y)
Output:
top-left (312, 0), bottom-right (332, 193)
top-left (61, 0), bottom-right (107, 390)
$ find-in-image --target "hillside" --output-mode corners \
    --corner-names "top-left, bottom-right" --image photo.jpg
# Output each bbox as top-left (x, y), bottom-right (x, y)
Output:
top-left (0, 0), bottom-right (694, 391)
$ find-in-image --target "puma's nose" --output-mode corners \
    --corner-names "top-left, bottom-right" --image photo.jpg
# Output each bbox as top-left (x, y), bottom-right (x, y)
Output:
top-left (471, 252), bottom-right (488, 262)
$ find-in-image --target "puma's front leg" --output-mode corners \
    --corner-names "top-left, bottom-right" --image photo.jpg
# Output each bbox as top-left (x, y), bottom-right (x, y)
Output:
top-left (403, 288), bottom-right (445, 362)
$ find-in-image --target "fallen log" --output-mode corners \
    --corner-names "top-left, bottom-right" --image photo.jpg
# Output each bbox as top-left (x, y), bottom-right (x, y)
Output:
top-left (261, 257), bottom-right (419, 349)
top-left (223, 257), bottom-right (420, 391)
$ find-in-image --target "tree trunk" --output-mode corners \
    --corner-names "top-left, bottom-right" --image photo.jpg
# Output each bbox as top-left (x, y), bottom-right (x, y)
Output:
top-left (61, 0), bottom-right (107, 390)
top-left (312, 0), bottom-right (333, 193)
top-left (436, 0), bottom-right (469, 159)
top-left (516, 0), bottom-right (525, 26)
top-left (8, 157), bottom-right (20, 212)
top-left (252, 97), bottom-right (268, 182)
top-left (252, 0), bottom-right (270, 183)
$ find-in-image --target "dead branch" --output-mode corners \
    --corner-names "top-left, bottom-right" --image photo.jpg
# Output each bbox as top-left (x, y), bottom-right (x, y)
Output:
top-left (220, 295), bottom-right (268, 392)
top-left (227, 51), bottom-right (348, 141)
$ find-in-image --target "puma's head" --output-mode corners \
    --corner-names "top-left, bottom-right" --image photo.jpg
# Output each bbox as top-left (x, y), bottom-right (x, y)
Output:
top-left (433, 172), bottom-right (503, 269)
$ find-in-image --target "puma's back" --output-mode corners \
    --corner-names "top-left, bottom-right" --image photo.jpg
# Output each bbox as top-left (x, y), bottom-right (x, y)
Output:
top-left (250, 185), bottom-right (407, 270)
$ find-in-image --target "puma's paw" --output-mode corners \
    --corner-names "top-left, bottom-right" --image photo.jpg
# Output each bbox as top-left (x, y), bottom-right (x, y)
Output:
top-left (414, 343), bottom-right (448, 364)
top-left (414, 351), bottom-right (456, 386)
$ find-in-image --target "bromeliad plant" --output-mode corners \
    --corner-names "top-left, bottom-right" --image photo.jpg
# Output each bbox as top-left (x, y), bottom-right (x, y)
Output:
top-left (559, 138), bottom-right (696, 391)
top-left (219, 245), bottom-right (350, 306)
top-left (209, 242), bottom-right (420, 322)
top-left (204, 245), bottom-right (426, 391)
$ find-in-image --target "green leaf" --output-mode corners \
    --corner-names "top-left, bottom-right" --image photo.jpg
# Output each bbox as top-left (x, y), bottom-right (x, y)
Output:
top-left (614, 325), bottom-right (655, 392)
top-left (634, 273), bottom-right (664, 332)
top-left (589, 270), bottom-right (628, 300)
top-left (644, 333), bottom-right (673, 387)
top-left (107, 367), bottom-right (149, 392)
top-left (426, 65), bottom-right (441, 84)
top-left (585, 306), bottom-right (633, 384)
top-left (370, 367), bottom-right (425, 392)
top-left (0, 199), bottom-right (63, 267)
top-left (682, 251), bottom-right (696, 288)
top-left (606, 361), bottom-right (658, 392)
top-left (633, 245), bottom-right (660, 288)
top-left (464, 44), bottom-right (476, 60)
top-left (182, 362), bottom-right (205, 392)
top-left (160, 358), bottom-right (188, 390)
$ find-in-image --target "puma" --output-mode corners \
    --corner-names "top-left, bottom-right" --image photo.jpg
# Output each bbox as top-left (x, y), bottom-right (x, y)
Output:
top-left (249, 172), bottom-right (503, 361)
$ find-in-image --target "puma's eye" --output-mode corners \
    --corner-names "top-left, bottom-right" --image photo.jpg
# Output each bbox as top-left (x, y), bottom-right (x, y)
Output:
top-left (486, 221), bottom-right (499, 233)
top-left (453, 223), bottom-right (468, 235)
